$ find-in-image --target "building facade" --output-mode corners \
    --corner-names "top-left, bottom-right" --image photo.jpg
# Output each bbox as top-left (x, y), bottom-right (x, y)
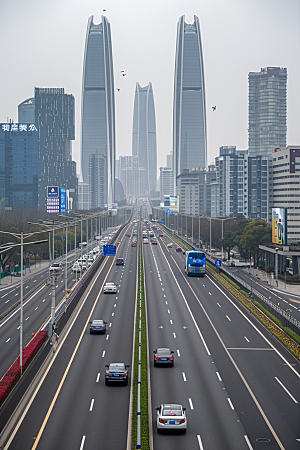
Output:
top-left (270, 146), bottom-right (300, 244)
top-left (119, 155), bottom-right (145, 198)
top-left (244, 155), bottom-right (270, 221)
top-left (132, 82), bottom-right (157, 196)
top-left (215, 146), bottom-right (245, 217)
top-left (176, 167), bottom-right (216, 216)
top-left (89, 154), bottom-right (107, 208)
top-left (159, 167), bottom-right (173, 201)
top-left (18, 98), bottom-right (35, 124)
top-left (0, 122), bottom-right (38, 209)
top-left (77, 181), bottom-right (90, 211)
top-left (248, 67), bottom-right (287, 156)
top-left (173, 15), bottom-right (207, 193)
top-left (35, 87), bottom-right (77, 211)
top-left (81, 15), bottom-right (115, 205)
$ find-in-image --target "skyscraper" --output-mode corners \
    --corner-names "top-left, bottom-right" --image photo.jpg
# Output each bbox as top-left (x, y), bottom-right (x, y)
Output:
top-left (18, 98), bottom-right (35, 124)
top-left (81, 15), bottom-right (115, 205)
top-left (35, 87), bottom-right (77, 210)
top-left (248, 67), bottom-right (287, 155)
top-left (173, 15), bottom-right (207, 193)
top-left (132, 82), bottom-right (157, 195)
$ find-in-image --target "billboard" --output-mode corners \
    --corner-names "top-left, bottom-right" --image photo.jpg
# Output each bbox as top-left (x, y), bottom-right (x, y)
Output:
top-left (164, 195), bottom-right (179, 212)
top-left (47, 186), bottom-right (60, 213)
top-left (272, 208), bottom-right (287, 244)
top-left (60, 189), bottom-right (66, 213)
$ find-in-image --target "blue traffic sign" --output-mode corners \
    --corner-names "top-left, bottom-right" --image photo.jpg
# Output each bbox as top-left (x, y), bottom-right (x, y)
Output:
top-left (215, 260), bottom-right (222, 267)
top-left (103, 245), bottom-right (116, 256)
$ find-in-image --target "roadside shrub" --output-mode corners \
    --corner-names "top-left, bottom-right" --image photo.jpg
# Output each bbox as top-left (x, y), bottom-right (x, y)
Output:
top-left (266, 265), bottom-right (274, 273)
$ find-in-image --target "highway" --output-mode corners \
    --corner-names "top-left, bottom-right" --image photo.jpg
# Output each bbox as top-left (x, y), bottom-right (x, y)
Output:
top-left (3, 211), bottom-right (300, 449)
top-left (0, 231), bottom-right (118, 380)
top-left (144, 218), bottom-right (300, 449)
top-left (5, 222), bottom-right (137, 450)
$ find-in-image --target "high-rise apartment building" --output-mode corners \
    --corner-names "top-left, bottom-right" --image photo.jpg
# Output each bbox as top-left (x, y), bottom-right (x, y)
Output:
top-left (173, 15), bottom-right (207, 193)
top-left (35, 87), bottom-right (77, 210)
top-left (159, 167), bottom-right (173, 201)
top-left (248, 67), bottom-right (287, 156)
top-left (215, 146), bottom-right (246, 217)
top-left (18, 98), bottom-right (35, 124)
top-left (0, 122), bottom-right (38, 209)
top-left (270, 146), bottom-right (300, 244)
top-left (244, 155), bottom-right (270, 221)
top-left (132, 82), bottom-right (157, 195)
top-left (81, 15), bottom-right (115, 205)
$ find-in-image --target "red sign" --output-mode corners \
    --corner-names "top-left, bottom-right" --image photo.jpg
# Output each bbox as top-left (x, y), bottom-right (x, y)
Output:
top-left (10, 262), bottom-right (14, 267)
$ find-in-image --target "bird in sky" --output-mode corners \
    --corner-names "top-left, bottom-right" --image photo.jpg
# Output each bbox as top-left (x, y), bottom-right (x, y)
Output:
top-left (117, 88), bottom-right (120, 91)
top-left (103, 9), bottom-right (106, 12)
top-left (121, 70), bottom-right (125, 73)
top-left (122, 73), bottom-right (126, 76)
top-left (212, 106), bottom-right (216, 111)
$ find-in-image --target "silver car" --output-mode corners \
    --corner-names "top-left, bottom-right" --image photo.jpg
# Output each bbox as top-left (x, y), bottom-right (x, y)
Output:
top-left (89, 319), bottom-right (107, 334)
top-left (103, 282), bottom-right (117, 293)
top-left (156, 404), bottom-right (187, 433)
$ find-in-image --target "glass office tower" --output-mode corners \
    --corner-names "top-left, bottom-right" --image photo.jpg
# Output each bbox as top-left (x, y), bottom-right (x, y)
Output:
top-left (18, 98), bottom-right (35, 124)
top-left (132, 82), bottom-right (157, 195)
top-left (173, 15), bottom-right (207, 193)
top-left (248, 67), bottom-right (287, 156)
top-left (81, 15), bottom-right (115, 204)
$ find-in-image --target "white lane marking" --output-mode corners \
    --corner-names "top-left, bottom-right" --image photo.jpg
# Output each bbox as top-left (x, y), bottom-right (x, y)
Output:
top-left (282, 299), bottom-right (288, 303)
top-left (177, 349), bottom-right (180, 357)
top-left (6, 338), bottom-right (11, 343)
top-left (226, 315), bottom-right (231, 321)
top-left (116, 297), bottom-right (118, 299)
top-left (35, 307), bottom-right (38, 311)
top-left (162, 288), bottom-right (164, 291)
top-left (42, 299), bottom-right (45, 302)
top-left (173, 332), bottom-right (176, 338)
top-left (25, 317), bottom-right (29, 321)
top-left (167, 309), bottom-right (170, 314)
top-left (80, 435), bottom-right (86, 450)
top-left (244, 434), bottom-right (254, 449)
top-left (170, 320), bottom-right (173, 325)
top-left (56, 285), bottom-right (58, 288)
top-left (33, 279), bottom-right (37, 282)
top-left (112, 312), bottom-right (114, 316)
top-left (244, 336), bottom-right (250, 342)
top-left (197, 435), bottom-right (204, 450)
top-left (216, 372), bottom-right (222, 381)
top-left (1, 293), bottom-right (8, 298)
top-left (109, 323), bottom-right (112, 327)
top-left (203, 284), bottom-right (205, 287)
top-left (114, 304), bottom-right (116, 307)
top-left (40, 275), bottom-right (43, 277)
top-left (15, 294), bottom-right (18, 297)
top-left (182, 372), bottom-right (187, 381)
top-left (89, 399), bottom-right (94, 411)
top-left (189, 398), bottom-right (194, 410)
top-left (289, 304), bottom-right (297, 309)
top-left (227, 398), bottom-right (235, 410)
top-left (5, 299), bottom-right (10, 303)
top-left (102, 350), bottom-right (105, 357)
top-left (25, 286), bottom-right (29, 289)
top-left (275, 377), bottom-right (298, 403)
top-left (17, 326), bottom-right (20, 330)
top-left (209, 292), bottom-right (212, 295)
top-left (96, 373), bottom-right (100, 383)
top-left (165, 301), bottom-right (168, 305)
top-left (49, 293), bottom-right (51, 296)
top-left (164, 294), bottom-right (166, 297)
top-left (217, 303), bottom-right (221, 307)
top-left (106, 334), bottom-right (109, 340)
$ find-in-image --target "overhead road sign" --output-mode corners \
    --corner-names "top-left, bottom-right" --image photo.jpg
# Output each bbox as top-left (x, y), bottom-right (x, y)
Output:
top-left (103, 245), bottom-right (116, 256)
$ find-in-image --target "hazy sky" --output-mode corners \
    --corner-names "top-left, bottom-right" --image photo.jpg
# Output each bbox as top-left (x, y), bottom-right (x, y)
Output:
top-left (1, 0), bottom-right (299, 176)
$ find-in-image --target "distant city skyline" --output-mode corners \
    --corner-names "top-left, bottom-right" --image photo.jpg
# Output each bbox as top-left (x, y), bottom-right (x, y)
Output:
top-left (0, 0), bottom-right (299, 174)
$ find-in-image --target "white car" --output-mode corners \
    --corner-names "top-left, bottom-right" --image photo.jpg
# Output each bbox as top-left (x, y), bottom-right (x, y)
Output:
top-left (72, 264), bottom-right (81, 273)
top-left (103, 282), bottom-right (117, 294)
top-left (81, 262), bottom-right (88, 270)
top-left (156, 404), bottom-right (187, 433)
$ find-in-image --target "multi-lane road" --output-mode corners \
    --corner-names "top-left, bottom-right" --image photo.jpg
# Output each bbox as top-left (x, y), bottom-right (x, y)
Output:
top-left (2, 212), bottom-right (300, 449)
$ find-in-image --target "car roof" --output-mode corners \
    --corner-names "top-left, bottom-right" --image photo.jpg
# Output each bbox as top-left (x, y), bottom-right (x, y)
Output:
top-left (162, 404), bottom-right (182, 410)
top-left (92, 319), bottom-right (104, 324)
top-left (156, 348), bottom-right (171, 353)
top-left (109, 363), bottom-right (125, 369)
top-left (105, 282), bottom-right (116, 286)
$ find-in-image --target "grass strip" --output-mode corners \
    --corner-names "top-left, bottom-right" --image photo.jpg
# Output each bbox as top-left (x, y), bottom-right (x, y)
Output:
top-left (206, 264), bottom-right (300, 359)
top-left (131, 221), bottom-right (150, 449)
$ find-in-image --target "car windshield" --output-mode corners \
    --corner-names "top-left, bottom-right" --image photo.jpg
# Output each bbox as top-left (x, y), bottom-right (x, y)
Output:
top-left (157, 348), bottom-right (170, 355)
top-left (92, 320), bottom-right (103, 325)
top-left (109, 363), bottom-right (125, 371)
top-left (106, 283), bottom-right (115, 286)
top-left (162, 406), bottom-right (182, 416)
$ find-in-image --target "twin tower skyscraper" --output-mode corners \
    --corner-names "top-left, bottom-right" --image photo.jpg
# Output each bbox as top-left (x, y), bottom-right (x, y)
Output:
top-left (81, 14), bottom-right (207, 204)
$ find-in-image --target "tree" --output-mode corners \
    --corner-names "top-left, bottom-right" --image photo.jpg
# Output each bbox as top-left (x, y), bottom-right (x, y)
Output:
top-left (222, 230), bottom-right (236, 260)
top-left (238, 220), bottom-right (271, 267)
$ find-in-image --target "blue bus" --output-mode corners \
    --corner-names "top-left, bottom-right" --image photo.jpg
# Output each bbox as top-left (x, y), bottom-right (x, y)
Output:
top-left (185, 250), bottom-right (206, 276)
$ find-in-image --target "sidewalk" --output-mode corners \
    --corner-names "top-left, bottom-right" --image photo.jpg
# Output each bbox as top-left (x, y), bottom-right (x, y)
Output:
top-left (0, 261), bottom-right (50, 289)
top-left (238, 265), bottom-right (300, 297)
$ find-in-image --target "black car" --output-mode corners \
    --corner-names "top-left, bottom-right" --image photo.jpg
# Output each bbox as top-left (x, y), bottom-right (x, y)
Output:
top-left (153, 348), bottom-right (174, 367)
top-left (105, 363), bottom-right (130, 385)
top-left (116, 258), bottom-right (124, 265)
top-left (89, 319), bottom-right (107, 334)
